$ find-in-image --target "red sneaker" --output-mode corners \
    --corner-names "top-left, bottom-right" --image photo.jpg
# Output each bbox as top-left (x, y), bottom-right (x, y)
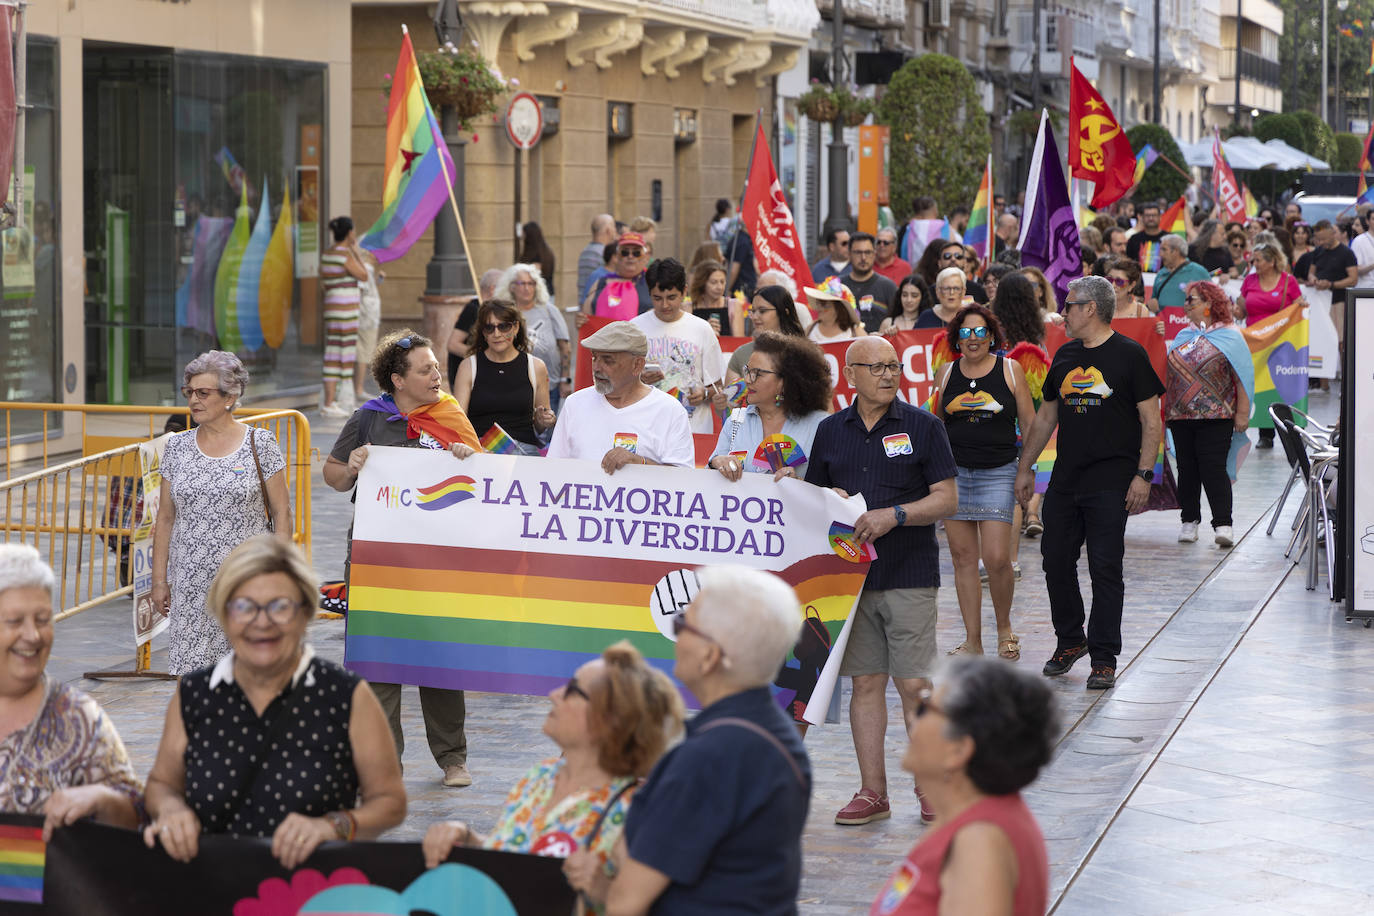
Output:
top-left (915, 783), bottom-right (936, 824)
top-left (835, 789), bottom-right (891, 825)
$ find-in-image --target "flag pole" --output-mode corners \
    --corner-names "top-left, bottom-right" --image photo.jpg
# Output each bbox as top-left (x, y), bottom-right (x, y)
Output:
top-left (724, 109), bottom-right (763, 280)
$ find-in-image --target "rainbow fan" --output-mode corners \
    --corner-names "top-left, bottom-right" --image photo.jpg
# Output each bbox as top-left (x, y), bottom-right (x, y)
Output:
top-left (753, 434), bottom-right (806, 471)
top-left (827, 521), bottom-right (877, 563)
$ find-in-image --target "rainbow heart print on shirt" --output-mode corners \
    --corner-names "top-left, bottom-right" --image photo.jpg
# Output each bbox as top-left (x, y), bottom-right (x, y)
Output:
top-left (946, 390), bottom-right (1004, 414)
top-left (1059, 366), bottom-right (1113, 399)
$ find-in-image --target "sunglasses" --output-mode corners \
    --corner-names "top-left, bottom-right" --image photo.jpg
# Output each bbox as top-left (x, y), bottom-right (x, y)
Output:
top-left (396, 336), bottom-right (414, 350)
top-left (671, 609), bottom-right (723, 654)
top-left (226, 597), bottom-right (302, 625)
top-left (484, 320), bottom-right (516, 335)
top-left (181, 386), bottom-right (225, 400)
top-left (915, 689), bottom-right (945, 719)
top-left (940, 251), bottom-right (965, 261)
top-left (1106, 275), bottom-right (1130, 288)
top-left (876, 238), bottom-right (895, 246)
top-left (958, 326), bottom-right (990, 340)
top-left (618, 247), bottom-right (644, 257)
top-left (563, 675), bottom-right (590, 701)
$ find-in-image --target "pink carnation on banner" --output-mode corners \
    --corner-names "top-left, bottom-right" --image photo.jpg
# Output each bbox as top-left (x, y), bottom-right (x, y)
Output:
top-left (232, 868), bottom-right (371, 916)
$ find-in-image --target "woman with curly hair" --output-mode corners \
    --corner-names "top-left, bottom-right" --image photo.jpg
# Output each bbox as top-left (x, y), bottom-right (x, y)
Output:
top-left (709, 331), bottom-right (832, 483)
top-left (932, 306), bottom-right (1036, 660)
top-left (990, 273), bottom-right (1043, 348)
top-left (1166, 281), bottom-right (1254, 547)
top-left (1016, 266), bottom-right (1061, 323)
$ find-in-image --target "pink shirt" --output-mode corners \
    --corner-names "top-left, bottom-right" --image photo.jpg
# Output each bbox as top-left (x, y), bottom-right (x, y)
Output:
top-left (1240, 271), bottom-right (1300, 325)
top-left (870, 794), bottom-right (1048, 916)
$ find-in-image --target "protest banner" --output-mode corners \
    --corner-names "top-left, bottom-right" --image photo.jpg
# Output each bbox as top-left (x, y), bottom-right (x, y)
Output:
top-left (34, 817), bottom-right (573, 916)
top-left (0, 814), bottom-right (42, 910)
top-left (1243, 301), bottom-right (1309, 429)
top-left (816, 328), bottom-right (944, 412)
top-left (346, 448), bottom-right (873, 725)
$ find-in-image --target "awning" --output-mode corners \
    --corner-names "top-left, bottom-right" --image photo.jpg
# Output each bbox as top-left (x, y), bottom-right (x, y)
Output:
top-left (1172, 137), bottom-right (1330, 171)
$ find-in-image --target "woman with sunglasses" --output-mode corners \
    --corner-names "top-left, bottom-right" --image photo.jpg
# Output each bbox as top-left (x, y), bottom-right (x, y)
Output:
top-left (932, 306), bottom-right (1037, 661)
top-left (709, 331), bottom-right (832, 484)
top-left (1105, 258), bottom-right (1150, 318)
top-left (423, 641), bottom-right (683, 913)
top-left (871, 657), bottom-right (1056, 915)
top-left (916, 240), bottom-right (988, 304)
top-left (152, 350), bottom-right (292, 674)
top-left (144, 537), bottom-right (406, 868)
top-left (1225, 229), bottom-right (1250, 275)
top-left (495, 263), bottom-right (571, 413)
top-left (324, 330), bottom-right (479, 787)
top-left (453, 300), bottom-right (555, 455)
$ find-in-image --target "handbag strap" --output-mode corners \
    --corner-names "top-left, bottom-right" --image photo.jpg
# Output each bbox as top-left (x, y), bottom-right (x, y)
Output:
top-left (583, 777), bottom-right (639, 850)
top-left (248, 427), bottom-right (272, 529)
top-left (696, 717), bottom-right (808, 789)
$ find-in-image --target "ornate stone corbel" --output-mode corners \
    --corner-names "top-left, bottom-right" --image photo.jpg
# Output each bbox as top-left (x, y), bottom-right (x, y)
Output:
top-left (754, 47), bottom-right (798, 87)
top-left (596, 18), bottom-right (644, 69)
top-left (642, 28), bottom-right (686, 76)
top-left (465, 2), bottom-right (550, 67)
top-left (514, 11), bottom-right (579, 62)
top-left (722, 41), bottom-right (771, 86)
top-left (568, 17), bottom-right (641, 69)
top-left (702, 41), bottom-right (741, 85)
top-left (663, 32), bottom-right (709, 79)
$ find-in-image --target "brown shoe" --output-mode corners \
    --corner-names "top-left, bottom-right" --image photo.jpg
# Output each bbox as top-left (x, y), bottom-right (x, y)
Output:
top-left (442, 763), bottom-right (472, 787)
top-left (835, 789), bottom-right (891, 825)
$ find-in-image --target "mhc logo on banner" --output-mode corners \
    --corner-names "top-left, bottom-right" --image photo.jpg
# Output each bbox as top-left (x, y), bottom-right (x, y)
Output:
top-left (347, 449), bottom-right (875, 725)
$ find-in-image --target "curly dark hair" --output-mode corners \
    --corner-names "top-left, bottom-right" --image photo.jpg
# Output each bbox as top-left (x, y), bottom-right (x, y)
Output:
top-left (471, 299), bottom-right (530, 356)
top-left (946, 303), bottom-right (1006, 353)
top-left (1185, 280), bottom-right (1234, 326)
top-left (752, 331), bottom-right (832, 417)
top-left (370, 329), bottom-right (434, 394)
top-left (940, 656), bottom-right (1059, 795)
top-left (989, 273), bottom-right (1042, 346)
top-left (916, 239), bottom-right (967, 286)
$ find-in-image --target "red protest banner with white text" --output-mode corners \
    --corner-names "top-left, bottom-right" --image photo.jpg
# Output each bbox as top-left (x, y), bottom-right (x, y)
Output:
top-left (741, 124), bottom-right (814, 305)
top-left (1212, 131), bottom-right (1247, 224)
top-left (818, 329), bottom-right (945, 411)
top-left (1044, 317), bottom-right (1167, 382)
top-left (1160, 307), bottom-right (1190, 341)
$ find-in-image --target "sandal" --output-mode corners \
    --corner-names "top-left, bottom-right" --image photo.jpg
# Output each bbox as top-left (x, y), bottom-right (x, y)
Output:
top-left (1024, 515), bottom-right (1043, 538)
top-left (946, 643), bottom-right (980, 656)
top-left (998, 634), bottom-right (1021, 661)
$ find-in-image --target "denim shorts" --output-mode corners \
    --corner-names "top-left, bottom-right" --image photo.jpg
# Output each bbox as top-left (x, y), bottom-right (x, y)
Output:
top-left (950, 460), bottom-right (1017, 523)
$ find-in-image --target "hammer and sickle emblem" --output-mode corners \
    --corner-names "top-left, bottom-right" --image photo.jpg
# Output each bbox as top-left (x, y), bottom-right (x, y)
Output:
top-left (1078, 114), bottom-right (1121, 173)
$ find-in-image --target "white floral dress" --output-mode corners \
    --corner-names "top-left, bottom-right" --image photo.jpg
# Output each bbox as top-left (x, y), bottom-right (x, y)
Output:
top-left (160, 426), bottom-right (285, 674)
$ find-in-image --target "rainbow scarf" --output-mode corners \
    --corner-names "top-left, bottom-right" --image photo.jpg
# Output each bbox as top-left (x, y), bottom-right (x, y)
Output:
top-left (359, 29), bottom-right (457, 262)
top-left (362, 393), bottom-right (480, 450)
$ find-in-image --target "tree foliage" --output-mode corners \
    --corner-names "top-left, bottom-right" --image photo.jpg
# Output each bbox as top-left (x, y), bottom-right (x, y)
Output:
top-left (1253, 113), bottom-right (1305, 149)
top-left (1125, 123), bottom-right (1189, 204)
top-left (1291, 111), bottom-right (1337, 163)
top-left (1335, 132), bottom-right (1364, 171)
top-left (1277, 0), bottom-right (1374, 122)
top-left (875, 54), bottom-right (990, 218)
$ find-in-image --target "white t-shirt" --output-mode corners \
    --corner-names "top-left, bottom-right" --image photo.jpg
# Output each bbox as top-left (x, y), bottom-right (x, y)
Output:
top-left (546, 386), bottom-right (695, 467)
top-left (808, 323), bottom-right (856, 343)
top-left (1353, 232), bottom-right (1374, 273)
top-left (630, 310), bottom-right (725, 434)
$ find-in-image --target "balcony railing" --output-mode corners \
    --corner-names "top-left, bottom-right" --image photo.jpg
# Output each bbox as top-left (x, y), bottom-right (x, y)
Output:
top-left (1219, 48), bottom-right (1280, 88)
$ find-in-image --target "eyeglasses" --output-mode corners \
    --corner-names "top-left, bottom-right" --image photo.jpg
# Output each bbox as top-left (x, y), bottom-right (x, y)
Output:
top-left (834, 239), bottom-right (850, 247)
top-left (850, 361), bottom-right (902, 377)
top-left (181, 386), bottom-right (225, 400)
top-left (1064, 299), bottom-right (1092, 310)
top-left (510, 280), bottom-right (535, 288)
top-left (671, 609), bottom-right (724, 656)
top-left (915, 689), bottom-right (946, 719)
top-left (618, 247), bottom-right (644, 257)
top-left (1229, 241), bottom-right (1245, 249)
top-left (940, 251), bottom-right (965, 261)
top-left (751, 305), bottom-right (776, 316)
top-left (1106, 275), bottom-right (1130, 288)
top-left (743, 367), bottom-right (782, 382)
top-left (226, 596), bottom-right (302, 625)
top-left (484, 320), bottom-right (516, 335)
top-left (957, 326), bottom-right (990, 340)
top-left (936, 285), bottom-right (964, 294)
top-left (563, 675), bottom-right (590, 701)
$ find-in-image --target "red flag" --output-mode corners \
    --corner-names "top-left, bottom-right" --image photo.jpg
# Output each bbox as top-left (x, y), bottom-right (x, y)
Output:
top-left (1068, 61), bottom-right (1135, 208)
top-left (740, 124), bottom-right (813, 305)
top-left (1211, 130), bottom-right (1247, 223)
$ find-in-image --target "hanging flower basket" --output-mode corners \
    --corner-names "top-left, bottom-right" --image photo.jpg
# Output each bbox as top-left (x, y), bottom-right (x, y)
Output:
top-left (799, 84), bottom-right (840, 123)
top-left (382, 41), bottom-right (508, 133)
top-left (835, 87), bottom-right (874, 127)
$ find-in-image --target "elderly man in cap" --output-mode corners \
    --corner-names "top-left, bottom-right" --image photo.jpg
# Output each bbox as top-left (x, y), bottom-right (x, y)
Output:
top-left (546, 321), bottom-right (694, 471)
top-left (582, 232), bottom-right (653, 320)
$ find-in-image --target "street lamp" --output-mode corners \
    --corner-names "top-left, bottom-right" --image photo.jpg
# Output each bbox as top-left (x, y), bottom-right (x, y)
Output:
top-left (821, 0), bottom-right (850, 239)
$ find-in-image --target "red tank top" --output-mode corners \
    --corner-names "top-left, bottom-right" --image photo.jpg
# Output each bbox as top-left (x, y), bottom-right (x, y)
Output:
top-left (869, 793), bottom-right (1048, 916)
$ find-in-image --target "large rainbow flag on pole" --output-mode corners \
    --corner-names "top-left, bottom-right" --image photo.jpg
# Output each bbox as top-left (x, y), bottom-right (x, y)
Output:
top-left (359, 27), bottom-right (456, 262)
top-left (1244, 302), bottom-right (1309, 429)
top-left (965, 154), bottom-right (993, 266)
top-left (347, 449), bottom-right (874, 725)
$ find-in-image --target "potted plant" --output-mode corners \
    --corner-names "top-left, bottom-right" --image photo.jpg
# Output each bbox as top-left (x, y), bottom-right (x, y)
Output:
top-left (383, 40), bottom-right (507, 132)
top-left (798, 82), bottom-right (840, 123)
top-left (835, 87), bottom-right (874, 127)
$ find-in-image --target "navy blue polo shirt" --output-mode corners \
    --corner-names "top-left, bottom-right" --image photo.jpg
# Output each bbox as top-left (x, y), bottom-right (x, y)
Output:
top-left (805, 399), bottom-right (957, 590)
top-left (623, 687), bottom-right (811, 915)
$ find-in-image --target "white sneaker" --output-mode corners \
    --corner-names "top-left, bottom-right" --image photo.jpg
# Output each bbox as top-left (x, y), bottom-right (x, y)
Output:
top-left (320, 403), bottom-right (350, 419)
top-left (1214, 526), bottom-right (1234, 547)
top-left (1178, 522), bottom-right (1199, 543)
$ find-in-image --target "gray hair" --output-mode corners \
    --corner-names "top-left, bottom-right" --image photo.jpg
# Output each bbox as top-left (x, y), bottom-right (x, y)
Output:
top-left (183, 350), bottom-right (249, 404)
top-left (756, 268), bottom-right (798, 301)
top-left (479, 268), bottom-right (504, 301)
top-left (0, 544), bottom-right (56, 599)
top-left (935, 266), bottom-right (966, 290)
top-left (692, 566), bottom-right (802, 688)
top-left (494, 263), bottom-right (552, 310)
top-left (876, 226), bottom-right (898, 242)
top-left (1068, 275), bottom-right (1116, 322)
top-left (1160, 234), bottom-right (1189, 257)
top-left (938, 656), bottom-right (1058, 795)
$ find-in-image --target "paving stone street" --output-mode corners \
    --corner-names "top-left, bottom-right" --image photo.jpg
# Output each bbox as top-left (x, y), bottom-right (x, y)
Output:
top-left (43, 388), bottom-right (1374, 914)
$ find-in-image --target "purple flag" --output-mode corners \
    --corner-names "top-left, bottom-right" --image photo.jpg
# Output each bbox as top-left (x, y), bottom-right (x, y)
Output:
top-left (1017, 111), bottom-right (1082, 309)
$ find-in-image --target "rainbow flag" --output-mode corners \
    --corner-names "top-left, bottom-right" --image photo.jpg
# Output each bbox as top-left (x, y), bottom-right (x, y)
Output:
top-left (720, 379), bottom-right (748, 410)
top-left (1160, 196), bottom-right (1188, 235)
top-left (1133, 144), bottom-right (1159, 185)
top-left (1245, 302), bottom-right (1309, 429)
top-left (0, 821), bottom-right (44, 904)
top-left (360, 27), bottom-right (457, 262)
top-left (480, 424), bottom-right (523, 456)
top-left (1242, 184), bottom-right (1259, 217)
top-left (1368, 37), bottom-right (1374, 74)
top-left (964, 155), bottom-right (992, 263)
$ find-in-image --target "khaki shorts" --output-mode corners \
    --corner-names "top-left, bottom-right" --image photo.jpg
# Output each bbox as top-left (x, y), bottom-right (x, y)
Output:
top-left (840, 587), bottom-right (938, 680)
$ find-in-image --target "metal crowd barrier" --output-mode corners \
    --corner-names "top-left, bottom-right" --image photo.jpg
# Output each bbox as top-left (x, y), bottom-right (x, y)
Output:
top-left (1, 402), bottom-right (313, 676)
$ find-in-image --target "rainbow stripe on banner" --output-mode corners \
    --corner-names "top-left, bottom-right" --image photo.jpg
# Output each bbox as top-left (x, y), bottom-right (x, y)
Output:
top-left (0, 822), bottom-right (44, 904)
top-left (1245, 302), bottom-right (1309, 429)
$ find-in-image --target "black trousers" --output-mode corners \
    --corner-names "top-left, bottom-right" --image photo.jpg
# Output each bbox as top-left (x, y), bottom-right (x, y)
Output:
top-left (1169, 418), bottom-right (1234, 528)
top-left (1041, 487), bottom-right (1129, 668)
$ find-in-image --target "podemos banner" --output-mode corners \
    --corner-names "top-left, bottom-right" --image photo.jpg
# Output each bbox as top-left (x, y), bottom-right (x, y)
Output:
top-left (347, 449), bottom-right (874, 725)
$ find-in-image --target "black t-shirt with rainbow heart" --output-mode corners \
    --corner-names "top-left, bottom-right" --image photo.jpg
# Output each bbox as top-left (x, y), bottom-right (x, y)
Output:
top-left (1044, 333), bottom-right (1164, 494)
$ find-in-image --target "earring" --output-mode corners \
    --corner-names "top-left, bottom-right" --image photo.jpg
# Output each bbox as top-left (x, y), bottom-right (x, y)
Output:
top-left (775, 392), bottom-right (784, 406)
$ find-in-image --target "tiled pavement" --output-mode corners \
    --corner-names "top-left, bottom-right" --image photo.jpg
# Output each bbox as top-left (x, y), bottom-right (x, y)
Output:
top-left (40, 388), bottom-right (1373, 914)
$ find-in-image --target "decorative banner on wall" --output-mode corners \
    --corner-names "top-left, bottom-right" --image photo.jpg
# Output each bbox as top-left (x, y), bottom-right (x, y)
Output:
top-left (347, 449), bottom-right (872, 725)
top-left (213, 184), bottom-right (252, 352)
top-left (39, 818), bottom-right (574, 916)
top-left (235, 179), bottom-right (274, 352)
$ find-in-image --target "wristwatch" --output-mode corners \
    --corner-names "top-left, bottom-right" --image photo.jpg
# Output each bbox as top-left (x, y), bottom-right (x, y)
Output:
top-left (893, 504), bottom-right (907, 526)
top-left (1135, 468), bottom-right (1155, 483)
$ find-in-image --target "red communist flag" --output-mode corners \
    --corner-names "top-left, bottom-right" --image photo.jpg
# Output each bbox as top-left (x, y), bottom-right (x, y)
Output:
top-left (1069, 61), bottom-right (1135, 209)
top-left (740, 124), bottom-right (813, 305)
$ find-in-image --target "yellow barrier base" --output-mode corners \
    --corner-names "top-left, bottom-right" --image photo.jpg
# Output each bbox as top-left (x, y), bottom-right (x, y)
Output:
top-left (85, 640), bottom-right (176, 681)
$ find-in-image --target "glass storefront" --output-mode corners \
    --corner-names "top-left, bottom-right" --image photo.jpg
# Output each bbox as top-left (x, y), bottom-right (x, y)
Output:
top-left (84, 46), bottom-right (326, 406)
top-left (0, 39), bottom-right (60, 438)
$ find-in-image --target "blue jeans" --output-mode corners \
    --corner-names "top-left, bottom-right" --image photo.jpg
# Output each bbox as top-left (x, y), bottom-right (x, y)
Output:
top-left (1041, 487), bottom-right (1129, 668)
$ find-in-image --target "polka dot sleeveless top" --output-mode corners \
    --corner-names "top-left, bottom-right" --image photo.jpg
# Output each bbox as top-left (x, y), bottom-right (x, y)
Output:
top-left (179, 651), bottom-right (360, 837)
